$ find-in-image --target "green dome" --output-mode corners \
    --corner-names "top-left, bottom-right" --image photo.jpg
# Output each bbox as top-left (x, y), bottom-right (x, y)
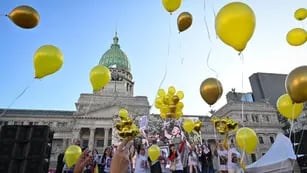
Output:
top-left (99, 33), bottom-right (131, 72)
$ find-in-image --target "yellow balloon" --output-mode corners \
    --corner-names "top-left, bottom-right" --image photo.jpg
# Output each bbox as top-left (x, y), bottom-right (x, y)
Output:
top-left (176, 102), bottom-right (184, 110)
top-left (215, 2), bottom-right (256, 52)
top-left (8, 5), bottom-right (40, 29)
top-left (286, 28), bottom-right (307, 46)
top-left (168, 86), bottom-right (176, 96)
top-left (148, 145), bottom-right (161, 161)
top-left (277, 94), bottom-right (303, 120)
top-left (286, 66), bottom-right (307, 103)
top-left (160, 112), bottom-right (166, 119)
top-left (33, 45), bottom-right (63, 79)
top-left (160, 105), bottom-right (169, 114)
top-left (158, 89), bottom-right (166, 97)
top-left (183, 119), bottom-right (194, 133)
top-left (119, 108), bottom-right (129, 119)
top-left (175, 110), bottom-right (183, 119)
top-left (236, 127), bottom-right (258, 154)
top-left (64, 145), bottom-right (82, 168)
top-left (90, 65), bottom-right (111, 91)
top-left (155, 97), bottom-right (163, 109)
top-left (177, 12), bottom-right (193, 32)
top-left (176, 91), bottom-right (184, 99)
top-left (162, 0), bottom-right (182, 13)
top-left (294, 8), bottom-right (307, 21)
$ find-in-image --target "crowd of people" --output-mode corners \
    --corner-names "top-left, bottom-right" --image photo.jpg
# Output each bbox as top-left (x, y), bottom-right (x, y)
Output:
top-left (55, 137), bottom-right (243, 173)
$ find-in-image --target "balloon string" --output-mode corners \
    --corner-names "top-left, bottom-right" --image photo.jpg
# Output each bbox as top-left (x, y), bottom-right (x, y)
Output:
top-left (212, 6), bottom-right (218, 39)
top-left (289, 119), bottom-right (294, 141)
top-left (179, 34), bottom-right (184, 64)
top-left (206, 48), bottom-right (218, 78)
top-left (295, 112), bottom-right (305, 155)
top-left (203, 0), bottom-right (211, 42)
top-left (0, 78), bottom-right (35, 117)
top-left (240, 53), bottom-right (245, 127)
top-left (168, 14), bottom-right (172, 56)
top-left (150, 15), bottom-right (171, 111)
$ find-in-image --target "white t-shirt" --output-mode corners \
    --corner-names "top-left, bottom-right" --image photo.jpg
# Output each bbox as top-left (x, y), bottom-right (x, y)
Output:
top-left (188, 151), bottom-right (198, 166)
top-left (135, 154), bottom-right (149, 173)
top-left (217, 150), bottom-right (228, 171)
top-left (169, 152), bottom-right (184, 171)
top-left (104, 156), bottom-right (112, 173)
top-left (227, 148), bottom-right (241, 169)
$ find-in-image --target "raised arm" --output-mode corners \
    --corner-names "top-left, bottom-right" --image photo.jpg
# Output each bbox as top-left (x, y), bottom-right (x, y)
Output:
top-left (164, 129), bottom-right (172, 139)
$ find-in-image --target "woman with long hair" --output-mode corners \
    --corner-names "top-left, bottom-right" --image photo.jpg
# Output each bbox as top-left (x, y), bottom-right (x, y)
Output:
top-left (134, 146), bottom-right (150, 173)
top-left (101, 147), bottom-right (113, 173)
top-left (168, 140), bottom-right (186, 173)
top-left (188, 145), bottom-right (199, 173)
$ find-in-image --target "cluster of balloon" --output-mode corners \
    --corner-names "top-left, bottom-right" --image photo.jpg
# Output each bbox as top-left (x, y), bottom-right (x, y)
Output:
top-left (276, 94), bottom-right (304, 120)
top-left (177, 12), bottom-right (192, 33)
top-left (33, 45), bottom-right (64, 79)
top-left (115, 109), bottom-right (140, 141)
top-left (235, 127), bottom-right (258, 154)
top-left (215, 2), bottom-right (256, 52)
top-left (154, 86), bottom-right (184, 119)
top-left (200, 78), bottom-right (223, 106)
top-left (182, 119), bottom-right (202, 134)
top-left (162, 0), bottom-right (182, 14)
top-left (286, 8), bottom-right (307, 46)
top-left (7, 5), bottom-right (40, 29)
top-left (211, 116), bottom-right (238, 135)
top-left (286, 66), bottom-right (307, 104)
top-left (89, 65), bottom-right (111, 92)
top-left (64, 145), bottom-right (82, 168)
top-left (148, 144), bottom-right (161, 161)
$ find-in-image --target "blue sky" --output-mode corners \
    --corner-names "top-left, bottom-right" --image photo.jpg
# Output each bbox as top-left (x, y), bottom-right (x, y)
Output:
top-left (0, 0), bottom-right (306, 115)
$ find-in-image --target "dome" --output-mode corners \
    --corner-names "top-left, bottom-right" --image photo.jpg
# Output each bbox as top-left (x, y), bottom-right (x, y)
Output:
top-left (99, 33), bottom-right (131, 72)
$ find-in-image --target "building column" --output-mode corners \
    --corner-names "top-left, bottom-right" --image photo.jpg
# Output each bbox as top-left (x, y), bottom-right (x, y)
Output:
top-left (72, 128), bottom-right (81, 145)
top-left (89, 128), bottom-right (96, 151)
top-left (63, 138), bottom-right (69, 150)
top-left (104, 128), bottom-right (110, 147)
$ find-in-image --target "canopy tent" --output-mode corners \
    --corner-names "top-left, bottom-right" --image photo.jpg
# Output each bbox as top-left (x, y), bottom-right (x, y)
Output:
top-left (246, 133), bottom-right (296, 173)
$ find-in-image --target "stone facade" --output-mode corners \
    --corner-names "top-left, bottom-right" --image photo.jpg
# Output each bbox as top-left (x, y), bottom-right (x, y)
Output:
top-left (212, 92), bottom-right (283, 164)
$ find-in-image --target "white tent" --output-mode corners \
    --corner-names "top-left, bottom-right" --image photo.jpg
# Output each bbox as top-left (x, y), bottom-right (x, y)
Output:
top-left (245, 133), bottom-right (296, 173)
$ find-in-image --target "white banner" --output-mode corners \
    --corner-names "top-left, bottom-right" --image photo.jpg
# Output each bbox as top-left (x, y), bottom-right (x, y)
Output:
top-left (139, 115), bottom-right (148, 130)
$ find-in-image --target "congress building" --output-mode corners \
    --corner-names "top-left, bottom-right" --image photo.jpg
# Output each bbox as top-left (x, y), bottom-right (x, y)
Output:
top-left (0, 34), bottom-right (294, 169)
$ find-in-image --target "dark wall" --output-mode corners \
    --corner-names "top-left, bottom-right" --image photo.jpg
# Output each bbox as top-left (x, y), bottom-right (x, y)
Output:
top-left (0, 125), bottom-right (53, 173)
top-left (249, 73), bottom-right (287, 106)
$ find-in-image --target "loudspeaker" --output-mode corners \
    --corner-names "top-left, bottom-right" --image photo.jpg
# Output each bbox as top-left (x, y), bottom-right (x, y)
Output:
top-left (0, 125), bottom-right (53, 173)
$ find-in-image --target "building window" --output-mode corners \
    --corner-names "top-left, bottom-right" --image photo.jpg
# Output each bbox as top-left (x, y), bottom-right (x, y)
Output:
top-left (270, 136), bottom-right (274, 144)
top-left (255, 115), bottom-right (259, 122)
top-left (29, 122), bottom-right (33, 125)
top-left (108, 139), bottom-right (112, 146)
top-left (251, 153), bottom-right (257, 162)
top-left (259, 136), bottom-right (264, 144)
top-left (96, 140), bottom-right (104, 147)
top-left (263, 115), bottom-right (270, 122)
top-left (244, 114), bottom-right (248, 121)
top-left (4, 121), bottom-right (8, 125)
top-left (82, 139), bottom-right (89, 147)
